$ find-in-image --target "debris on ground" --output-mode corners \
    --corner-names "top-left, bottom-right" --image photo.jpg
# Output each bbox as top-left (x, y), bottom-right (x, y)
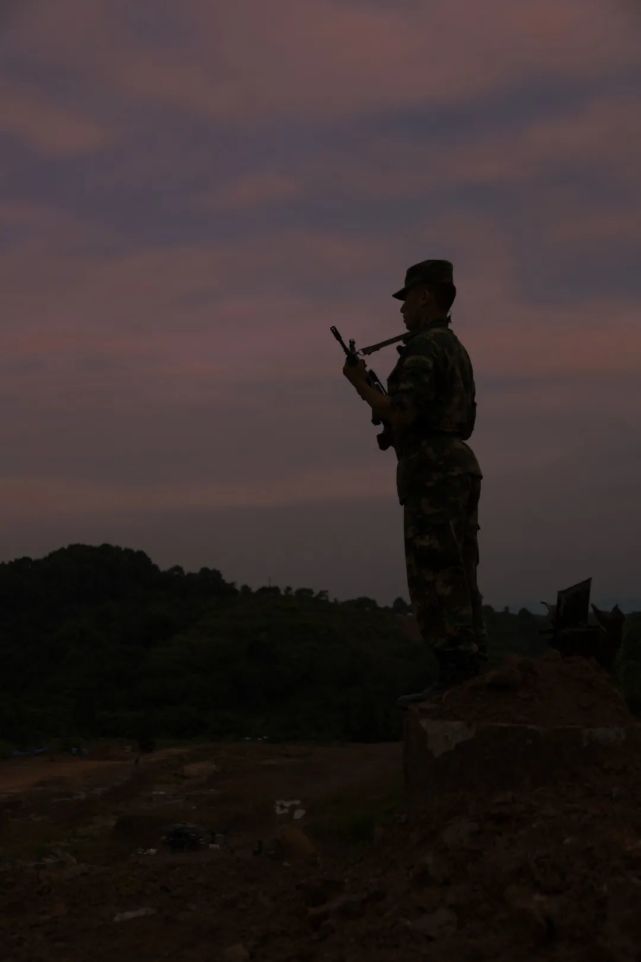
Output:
top-left (162, 823), bottom-right (211, 850)
top-left (274, 798), bottom-right (302, 816)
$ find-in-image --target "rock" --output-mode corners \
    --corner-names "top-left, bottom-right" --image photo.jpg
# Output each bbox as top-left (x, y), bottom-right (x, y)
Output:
top-left (330, 894), bottom-right (368, 919)
top-left (604, 876), bottom-right (641, 957)
top-left (412, 888), bottom-right (442, 913)
top-left (541, 647), bottom-right (562, 661)
top-left (621, 838), bottom-right (641, 872)
top-left (307, 887), bottom-right (385, 929)
top-left (410, 852), bottom-right (451, 886)
top-left (513, 656), bottom-right (539, 677)
top-left (162, 823), bottom-right (209, 850)
top-left (443, 883), bottom-right (470, 909)
top-left (503, 884), bottom-right (557, 945)
top-left (82, 815), bottom-right (118, 836)
top-left (182, 761), bottom-right (218, 780)
top-left (366, 886), bottom-right (387, 905)
top-left (581, 939), bottom-right (629, 962)
top-left (483, 665), bottom-right (523, 690)
top-left (222, 944), bottom-right (250, 962)
top-left (307, 894), bottom-right (365, 928)
top-left (441, 817), bottom-right (480, 850)
top-left (411, 906), bottom-right (458, 939)
top-left (311, 918), bottom-right (336, 941)
top-left (272, 826), bottom-right (317, 860)
top-left (274, 799), bottom-right (302, 816)
top-left (486, 792), bottom-right (522, 824)
top-left (113, 907), bottom-right (156, 922)
top-left (307, 906), bottom-right (330, 930)
top-left (59, 863), bottom-right (94, 881)
top-left (45, 899), bottom-right (68, 919)
top-left (112, 813), bottom-right (170, 845)
top-left (41, 848), bottom-right (77, 867)
top-left (298, 877), bottom-right (345, 908)
top-left (527, 853), bottom-right (568, 894)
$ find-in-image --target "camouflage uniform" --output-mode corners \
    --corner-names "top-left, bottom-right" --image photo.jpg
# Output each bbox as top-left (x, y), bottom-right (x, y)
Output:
top-left (388, 312), bottom-right (485, 659)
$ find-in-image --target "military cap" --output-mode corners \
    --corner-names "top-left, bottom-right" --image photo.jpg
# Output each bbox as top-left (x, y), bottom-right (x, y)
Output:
top-left (392, 259), bottom-right (454, 299)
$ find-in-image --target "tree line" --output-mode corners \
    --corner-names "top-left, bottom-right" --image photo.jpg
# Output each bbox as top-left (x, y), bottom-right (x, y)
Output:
top-left (0, 544), bottom-right (639, 750)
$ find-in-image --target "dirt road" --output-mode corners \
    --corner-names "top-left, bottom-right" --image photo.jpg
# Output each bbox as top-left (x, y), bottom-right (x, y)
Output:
top-left (0, 747), bottom-right (191, 795)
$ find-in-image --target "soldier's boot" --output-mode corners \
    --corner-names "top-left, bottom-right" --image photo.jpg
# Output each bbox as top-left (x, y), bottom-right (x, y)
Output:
top-left (396, 648), bottom-right (482, 708)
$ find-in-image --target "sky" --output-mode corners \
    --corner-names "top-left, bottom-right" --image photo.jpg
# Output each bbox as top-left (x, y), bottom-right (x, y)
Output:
top-left (1, 0), bottom-right (641, 612)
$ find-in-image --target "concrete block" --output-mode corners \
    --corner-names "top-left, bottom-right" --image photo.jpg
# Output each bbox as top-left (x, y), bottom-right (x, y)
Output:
top-left (403, 707), bottom-right (641, 804)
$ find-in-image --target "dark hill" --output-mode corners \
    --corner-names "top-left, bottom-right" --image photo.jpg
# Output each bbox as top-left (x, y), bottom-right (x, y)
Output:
top-left (1, 544), bottom-right (636, 749)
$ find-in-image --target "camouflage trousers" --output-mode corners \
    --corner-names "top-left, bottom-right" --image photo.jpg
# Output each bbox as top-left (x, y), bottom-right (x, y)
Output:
top-left (403, 472), bottom-right (486, 656)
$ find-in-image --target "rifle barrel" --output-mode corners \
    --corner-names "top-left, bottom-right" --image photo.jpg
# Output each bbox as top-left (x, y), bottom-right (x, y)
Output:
top-left (360, 332), bottom-right (406, 356)
top-left (330, 325), bottom-right (351, 355)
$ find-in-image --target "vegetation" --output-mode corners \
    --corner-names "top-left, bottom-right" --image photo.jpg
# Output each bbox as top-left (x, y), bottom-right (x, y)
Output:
top-left (0, 544), bottom-right (637, 748)
top-left (616, 613), bottom-right (641, 713)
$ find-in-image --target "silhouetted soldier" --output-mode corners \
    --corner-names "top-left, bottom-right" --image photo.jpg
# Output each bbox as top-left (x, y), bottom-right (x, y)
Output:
top-left (342, 260), bottom-right (486, 703)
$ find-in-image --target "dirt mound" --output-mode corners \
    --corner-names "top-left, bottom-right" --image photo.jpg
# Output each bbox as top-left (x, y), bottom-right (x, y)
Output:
top-left (334, 767), bottom-right (641, 962)
top-left (428, 650), bottom-right (633, 726)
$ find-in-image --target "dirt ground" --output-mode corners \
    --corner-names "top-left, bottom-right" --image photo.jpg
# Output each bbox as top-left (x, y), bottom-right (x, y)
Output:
top-left (2, 653), bottom-right (641, 962)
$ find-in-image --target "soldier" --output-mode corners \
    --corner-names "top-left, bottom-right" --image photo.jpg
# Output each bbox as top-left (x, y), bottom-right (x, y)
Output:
top-left (342, 259), bottom-right (486, 704)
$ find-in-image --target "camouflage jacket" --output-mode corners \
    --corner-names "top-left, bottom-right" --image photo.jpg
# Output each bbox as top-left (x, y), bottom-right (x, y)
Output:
top-left (386, 318), bottom-right (482, 505)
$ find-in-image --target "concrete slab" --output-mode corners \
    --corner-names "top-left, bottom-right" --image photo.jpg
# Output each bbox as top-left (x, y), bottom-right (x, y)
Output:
top-left (403, 706), bottom-right (641, 804)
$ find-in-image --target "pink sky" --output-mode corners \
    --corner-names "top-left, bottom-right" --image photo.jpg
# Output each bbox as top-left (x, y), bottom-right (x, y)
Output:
top-left (1, 0), bottom-right (640, 609)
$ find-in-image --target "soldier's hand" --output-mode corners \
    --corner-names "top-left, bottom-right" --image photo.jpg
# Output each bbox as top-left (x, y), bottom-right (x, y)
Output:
top-left (342, 357), bottom-right (368, 386)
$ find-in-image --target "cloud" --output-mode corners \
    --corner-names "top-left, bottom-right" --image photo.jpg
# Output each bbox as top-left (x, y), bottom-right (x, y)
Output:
top-left (472, 303), bottom-right (641, 379)
top-left (124, 0), bottom-right (641, 122)
top-left (286, 93), bottom-right (641, 207)
top-left (0, 219), bottom-right (396, 340)
top-left (199, 172), bottom-right (305, 211)
top-left (1, 206), bottom-right (639, 405)
top-left (7, 0), bottom-right (640, 127)
top-left (547, 205), bottom-right (641, 245)
top-left (0, 81), bottom-right (114, 156)
top-left (445, 96), bottom-right (641, 188)
top-left (0, 462), bottom-right (393, 519)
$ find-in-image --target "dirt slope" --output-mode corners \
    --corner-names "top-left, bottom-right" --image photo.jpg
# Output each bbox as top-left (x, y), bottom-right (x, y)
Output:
top-left (1, 653), bottom-right (641, 962)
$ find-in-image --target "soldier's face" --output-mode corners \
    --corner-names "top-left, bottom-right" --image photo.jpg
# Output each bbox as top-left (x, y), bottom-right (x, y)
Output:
top-left (400, 285), bottom-right (431, 330)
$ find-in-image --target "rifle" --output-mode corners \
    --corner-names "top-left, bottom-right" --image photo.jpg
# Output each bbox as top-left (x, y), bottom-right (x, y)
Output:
top-left (330, 326), bottom-right (405, 451)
